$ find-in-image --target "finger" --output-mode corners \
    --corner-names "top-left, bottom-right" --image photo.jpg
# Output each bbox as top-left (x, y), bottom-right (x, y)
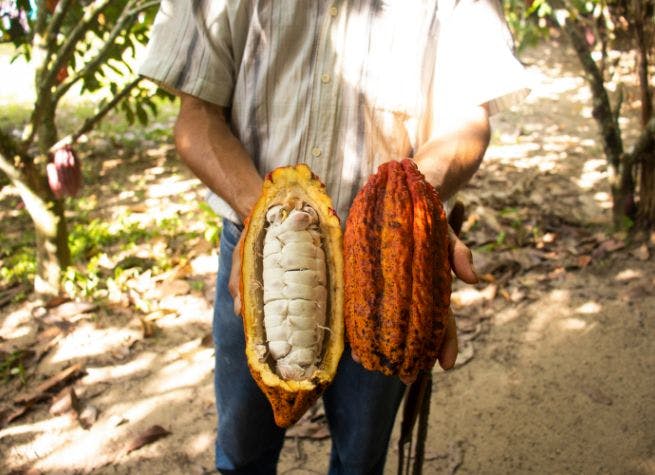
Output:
top-left (228, 235), bottom-right (245, 318)
top-left (449, 228), bottom-right (478, 284)
top-left (438, 310), bottom-right (458, 370)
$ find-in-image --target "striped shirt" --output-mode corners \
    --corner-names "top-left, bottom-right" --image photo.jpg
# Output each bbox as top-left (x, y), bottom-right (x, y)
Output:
top-left (139, 0), bottom-right (529, 223)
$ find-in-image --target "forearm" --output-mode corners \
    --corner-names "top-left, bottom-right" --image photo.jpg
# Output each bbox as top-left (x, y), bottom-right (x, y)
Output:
top-left (174, 93), bottom-right (263, 221)
top-left (414, 104), bottom-right (491, 201)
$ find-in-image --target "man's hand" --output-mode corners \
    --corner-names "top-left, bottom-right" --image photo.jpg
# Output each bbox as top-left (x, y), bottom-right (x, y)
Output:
top-left (228, 233), bottom-right (246, 317)
top-left (437, 215), bottom-right (479, 370)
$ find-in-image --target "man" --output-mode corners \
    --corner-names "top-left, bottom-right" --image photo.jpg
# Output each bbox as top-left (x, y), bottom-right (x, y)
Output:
top-left (140, 1), bottom-right (529, 473)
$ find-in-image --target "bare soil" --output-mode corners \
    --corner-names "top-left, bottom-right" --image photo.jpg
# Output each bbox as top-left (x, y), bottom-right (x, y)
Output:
top-left (1, 39), bottom-right (654, 475)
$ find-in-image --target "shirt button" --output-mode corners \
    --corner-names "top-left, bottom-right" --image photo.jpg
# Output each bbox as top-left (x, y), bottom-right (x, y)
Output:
top-left (311, 147), bottom-right (322, 157)
top-left (321, 73), bottom-right (331, 84)
top-left (329, 5), bottom-right (338, 16)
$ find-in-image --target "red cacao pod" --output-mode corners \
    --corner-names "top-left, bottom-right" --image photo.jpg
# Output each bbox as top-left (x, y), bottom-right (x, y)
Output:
top-left (344, 159), bottom-right (451, 384)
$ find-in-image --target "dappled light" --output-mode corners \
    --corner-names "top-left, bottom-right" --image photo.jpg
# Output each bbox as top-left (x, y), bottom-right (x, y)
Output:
top-left (575, 301), bottom-right (602, 315)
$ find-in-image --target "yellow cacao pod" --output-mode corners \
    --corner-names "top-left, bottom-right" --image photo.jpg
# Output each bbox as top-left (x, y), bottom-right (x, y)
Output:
top-left (240, 164), bottom-right (344, 428)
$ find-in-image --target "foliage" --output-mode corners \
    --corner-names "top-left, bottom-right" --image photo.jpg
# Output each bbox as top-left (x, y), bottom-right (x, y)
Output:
top-left (0, 0), bottom-right (171, 294)
top-left (503, 0), bottom-right (552, 52)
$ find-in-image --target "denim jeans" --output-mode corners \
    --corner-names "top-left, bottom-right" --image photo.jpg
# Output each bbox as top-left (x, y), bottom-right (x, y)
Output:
top-left (213, 219), bottom-right (405, 474)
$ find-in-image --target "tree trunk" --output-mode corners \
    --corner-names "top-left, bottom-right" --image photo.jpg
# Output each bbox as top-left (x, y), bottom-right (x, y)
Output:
top-left (633, 0), bottom-right (654, 229)
top-left (639, 153), bottom-right (655, 228)
top-left (19, 159), bottom-right (70, 295)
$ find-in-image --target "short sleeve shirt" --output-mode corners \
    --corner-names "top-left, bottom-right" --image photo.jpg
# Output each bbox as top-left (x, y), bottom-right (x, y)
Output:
top-left (139, 0), bottom-right (530, 222)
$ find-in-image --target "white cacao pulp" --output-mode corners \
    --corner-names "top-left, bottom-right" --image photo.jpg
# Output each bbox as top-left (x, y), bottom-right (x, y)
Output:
top-left (263, 203), bottom-right (328, 380)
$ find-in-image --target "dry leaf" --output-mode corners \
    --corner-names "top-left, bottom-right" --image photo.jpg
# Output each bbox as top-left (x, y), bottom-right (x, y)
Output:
top-left (49, 387), bottom-right (80, 416)
top-left (139, 317), bottom-right (157, 338)
top-left (456, 317), bottom-right (479, 333)
top-left (451, 285), bottom-right (497, 308)
top-left (0, 405), bottom-right (29, 428)
top-left (200, 333), bottom-right (214, 348)
top-left (46, 301), bottom-right (98, 321)
top-left (454, 342), bottom-right (475, 368)
top-left (630, 244), bottom-right (650, 261)
top-left (125, 425), bottom-right (171, 454)
top-left (79, 405), bottom-right (99, 429)
top-left (577, 255), bottom-right (592, 268)
top-left (44, 295), bottom-right (71, 309)
top-left (160, 279), bottom-right (191, 297)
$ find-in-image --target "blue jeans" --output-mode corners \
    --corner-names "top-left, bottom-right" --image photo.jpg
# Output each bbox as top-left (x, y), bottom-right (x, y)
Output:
top-left (213, 219), bottom-right (405, 474)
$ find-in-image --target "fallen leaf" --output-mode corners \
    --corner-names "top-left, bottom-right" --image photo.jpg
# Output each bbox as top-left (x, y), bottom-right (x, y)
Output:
top-left (79, 405), bottom-right (99, 429)
top-left (139, 316), bottom-right (157, 338)
top-left (200, 333), bottom-right (214, 348)
top-left (125, 425), bottom-right (171, 454)
top-left (509, 287), bottom-right (527, 303)
top-left (456, 317), bottom-right (479, 333)
top-left (159, 279), bottom-right (191, 297)
top-left (454, 342), bottom-right (475, 368)
top-left (45, 301), bottom-right (98, 322)
top-left (592, 238), bottom-right (625, 258)
top-left (630, 244), bottom-right (650, 261)
top-left (49, 387), bottom-right (80, 416)
top-left (577, 255), bottom-right (592, 268)
top-left (0, 405), bottom-right (29, 428)
top-left (44, 296), bottom-right (71, 308)
top-left (451, 285), bottom-right (497, 308)
top-left (499, 288), bottom-right (511, 301)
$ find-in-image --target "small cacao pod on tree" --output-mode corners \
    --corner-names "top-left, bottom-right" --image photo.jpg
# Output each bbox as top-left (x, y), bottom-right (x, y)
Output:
top-left (240, 164), bottom-right (344, 428)
top-left (344, 158), bottom-right (452, 384)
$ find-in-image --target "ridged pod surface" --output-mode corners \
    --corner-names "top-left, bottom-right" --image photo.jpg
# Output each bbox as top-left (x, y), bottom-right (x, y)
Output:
top-left (241, 164), bottom-right (344, 428)
top-left (344, 159), bottom-right (451, 384)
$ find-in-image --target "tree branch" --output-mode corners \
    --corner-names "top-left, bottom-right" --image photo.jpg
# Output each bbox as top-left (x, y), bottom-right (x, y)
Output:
top-left (24, 0), bottom-right (118, 150)
top-left (53, 0), bottom-right (158, 101)
top-left (38, 0), bottom-right (114, 103)
top-left (52, 77), bottom-right (142, 150)
top-left (34, 0), bottom-right (50, 37)
top-left (54, 13), bottom-right (140, 101)
top-left (43, 0), bottom-right (74, 54)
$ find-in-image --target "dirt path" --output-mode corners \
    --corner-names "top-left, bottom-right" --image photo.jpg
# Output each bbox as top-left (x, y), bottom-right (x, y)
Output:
top-left (1, 39), bottom-right (654, 474)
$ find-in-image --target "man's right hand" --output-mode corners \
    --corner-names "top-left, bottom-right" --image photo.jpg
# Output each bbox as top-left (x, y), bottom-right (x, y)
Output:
top-left (228, 232), bottom-right (246, 317)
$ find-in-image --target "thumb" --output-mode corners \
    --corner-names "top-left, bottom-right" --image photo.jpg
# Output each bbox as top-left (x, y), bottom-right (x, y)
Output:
top-left (448, 227), bottom-right (478, 284)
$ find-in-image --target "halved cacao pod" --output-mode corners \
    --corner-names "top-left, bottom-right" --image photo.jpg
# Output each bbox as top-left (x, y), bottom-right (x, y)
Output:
top-left (240, 164), bottom-right (344, 428)
top-left (344, 158), bottom-right (451, 384)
